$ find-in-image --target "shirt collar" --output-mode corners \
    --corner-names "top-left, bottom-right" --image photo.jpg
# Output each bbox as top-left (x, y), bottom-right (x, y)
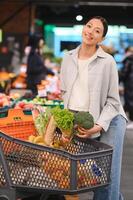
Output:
top-left (69, 45), bottom-right (107, 59)
top-left (95, 45), bottom-right (107, 58)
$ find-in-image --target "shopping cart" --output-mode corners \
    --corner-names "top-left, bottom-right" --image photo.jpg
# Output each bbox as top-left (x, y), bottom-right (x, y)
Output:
top-left (0, 109), bottom-right (113, 200)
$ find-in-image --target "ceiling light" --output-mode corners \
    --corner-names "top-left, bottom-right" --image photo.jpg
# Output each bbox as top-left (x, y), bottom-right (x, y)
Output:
top-left (76, 15), bottom-right (83, 21)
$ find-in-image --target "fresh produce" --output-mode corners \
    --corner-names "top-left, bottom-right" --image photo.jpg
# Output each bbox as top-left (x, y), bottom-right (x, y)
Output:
top-left (14, 96), bottom-right (64, 109)
top-left (51, 107), bottom-right (74, 132)
top-left (51, 106), bottom-right (74, 140)
top-left (33, 107), bottom-right (51, 136)
top-left (15, 100), bottom-right (34, 110)
top-left (28, 135), bottom-right (45, 145)
top-left (34, 135), bottom-right (45, 144)
top-left (30, 106), bottom-right (57, 146)
top-left (9, 92), bottom-right (20, 100)
top-left (29, 107), bottom-right (94, 148)
top-left (28, 135), bottom-right (36, 143)
top-left (0, 93), bottom-right (12, 107)
top-left (29, 106), bottom-right (74, 147)
top-left (32, 96), bottom-right (46, 104)
top-left (73, 111), bottom-right (94, 134)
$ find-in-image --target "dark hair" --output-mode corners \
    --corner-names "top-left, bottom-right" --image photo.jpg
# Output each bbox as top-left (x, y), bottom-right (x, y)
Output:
top-left (86, 16), bottom-right (108, 37)
top-left (28, 35), bottom-right (44, 49)
top-left (125, 46), bottom-right (132, 53)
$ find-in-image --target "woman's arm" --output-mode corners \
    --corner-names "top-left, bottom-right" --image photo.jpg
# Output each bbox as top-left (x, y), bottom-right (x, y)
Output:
top-left (96, 58), bottom-right (121, 132)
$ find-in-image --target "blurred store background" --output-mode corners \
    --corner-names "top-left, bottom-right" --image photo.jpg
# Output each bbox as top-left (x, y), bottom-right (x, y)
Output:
top-left (0, 1), bottom-right (133, 200)
top-left (0, 0), bottom-right (133, 96)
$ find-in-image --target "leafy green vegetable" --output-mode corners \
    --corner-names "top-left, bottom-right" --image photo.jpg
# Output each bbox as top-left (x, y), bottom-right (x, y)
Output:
top-left (51, 106), bottom-right (74, 131)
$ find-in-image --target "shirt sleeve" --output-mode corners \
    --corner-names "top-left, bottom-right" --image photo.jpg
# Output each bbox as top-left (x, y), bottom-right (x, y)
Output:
top-left (96, 58), bottom-right (121, 131)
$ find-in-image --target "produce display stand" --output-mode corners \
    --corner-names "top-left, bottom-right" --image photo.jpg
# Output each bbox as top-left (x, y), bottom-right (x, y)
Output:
top-left (0, 79), bottom-right (11, 94)
top-left (9, 89), bottom-right (33, 99)
top-left (0, 109), bottom-right (113, 200)
top-left (0, 72), bottom-right (16, 94)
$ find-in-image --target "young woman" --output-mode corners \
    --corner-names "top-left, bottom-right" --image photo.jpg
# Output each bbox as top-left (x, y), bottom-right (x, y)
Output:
top-left (60, 16), bottom-right (127, 200)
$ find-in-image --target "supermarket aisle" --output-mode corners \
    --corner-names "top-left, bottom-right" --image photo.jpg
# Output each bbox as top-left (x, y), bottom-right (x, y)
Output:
top-left (121, 129), bottom-right (133, 200)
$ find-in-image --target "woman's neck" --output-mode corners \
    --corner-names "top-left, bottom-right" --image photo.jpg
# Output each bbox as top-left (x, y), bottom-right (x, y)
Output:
top-left (78, 44), bottom-right (97, 59)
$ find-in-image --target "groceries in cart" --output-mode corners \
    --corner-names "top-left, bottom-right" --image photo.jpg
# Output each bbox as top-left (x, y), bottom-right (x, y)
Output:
top-left (0, 108), bottom-right (112, 192)
top-left (30, 106), bottom-right (94, 148)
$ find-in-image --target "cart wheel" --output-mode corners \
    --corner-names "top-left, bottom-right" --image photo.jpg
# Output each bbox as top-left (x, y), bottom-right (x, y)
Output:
top-left (0, 195), bottom-right (9, 200)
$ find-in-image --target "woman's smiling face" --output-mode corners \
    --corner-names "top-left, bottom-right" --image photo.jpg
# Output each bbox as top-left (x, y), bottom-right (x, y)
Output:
top-left (82, 18), bottom-right (104, 46)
